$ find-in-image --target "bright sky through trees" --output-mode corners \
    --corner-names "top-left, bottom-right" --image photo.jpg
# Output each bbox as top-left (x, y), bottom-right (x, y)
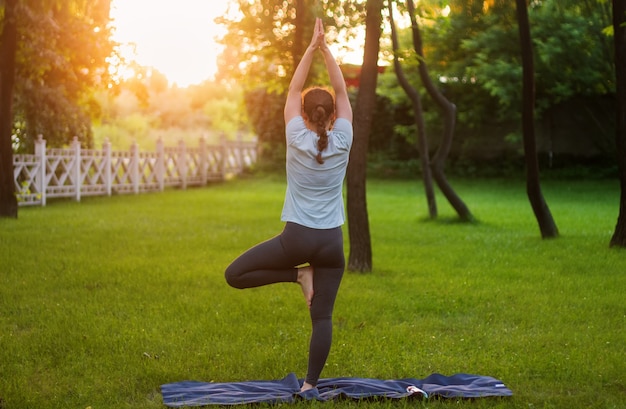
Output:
top-left (109, 1), bottom-right (368, 87)
top-left (110, 0), bottom-right (230, 87)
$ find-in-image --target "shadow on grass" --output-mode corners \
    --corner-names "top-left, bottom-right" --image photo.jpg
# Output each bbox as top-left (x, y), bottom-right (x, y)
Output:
top-left (417, 215), bottom-right (482, 225)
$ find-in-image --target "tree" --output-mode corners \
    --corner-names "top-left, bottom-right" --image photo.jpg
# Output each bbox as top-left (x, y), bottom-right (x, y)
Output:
top-left (0, 0), bottom-right (18, 218)
top-left (610, 0), bottom-right (626, 247)
top-left (405, 0), bottom-right (472, 221)
top-left (346, 0), bottom-right (384, 273)
top-left (1, 0), bottom-right (114, 217)
top-left (388, 0), bottom-right (437, 218)
top-left (515, 0), bottom-right (558, 238)
top-left (11, 0), bottom-right (114, 152)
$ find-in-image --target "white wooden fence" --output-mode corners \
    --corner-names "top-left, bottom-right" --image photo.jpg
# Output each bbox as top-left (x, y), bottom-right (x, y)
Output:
top-left (13, 134), bottom-right (258, 206)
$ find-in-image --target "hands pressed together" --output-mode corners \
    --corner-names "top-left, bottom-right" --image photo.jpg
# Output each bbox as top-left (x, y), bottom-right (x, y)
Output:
top-left (308, 18), bottom-right (329, 52)
top-left (285, 15), bottom-right (350, 123)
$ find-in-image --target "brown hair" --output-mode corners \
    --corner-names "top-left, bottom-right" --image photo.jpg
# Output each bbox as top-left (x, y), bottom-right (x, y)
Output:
top-left (302, 87), bottom-right (335, 164)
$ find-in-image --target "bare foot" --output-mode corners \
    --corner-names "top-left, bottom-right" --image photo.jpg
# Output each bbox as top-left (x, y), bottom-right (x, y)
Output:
top-left (297, 265), bottom-right (314, 309)
top-left (300, 381), bottom-right (315, 392)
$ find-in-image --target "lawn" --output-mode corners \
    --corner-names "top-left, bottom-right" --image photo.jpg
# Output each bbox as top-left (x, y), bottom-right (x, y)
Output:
top-left (1, 176), bottom-right (625, 409)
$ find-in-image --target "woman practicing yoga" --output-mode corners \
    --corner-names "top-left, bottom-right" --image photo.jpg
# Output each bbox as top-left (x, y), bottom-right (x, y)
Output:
top-left (225, 17), bottom-right (353, 392)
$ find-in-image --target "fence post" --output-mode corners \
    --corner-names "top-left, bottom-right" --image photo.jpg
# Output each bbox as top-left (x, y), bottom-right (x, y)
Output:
top-left (156, 138), bottom-right (164, 191)
top-left (199, 135), bottom-right (207, 185)
top-left (220, 133), bottom-right (227, 180)
top-left (236, 131), bottom-right (244, 173)
top-left (178, 139), bottom-right (187, 190)
top-left (103, 138), bottom-right (112, 196)
top-left (35, 134), bottom-right (47, 206)
top-left (72, 137), bottom-right (81, 202)
top-left (131, 141), bottom-right (139, 194)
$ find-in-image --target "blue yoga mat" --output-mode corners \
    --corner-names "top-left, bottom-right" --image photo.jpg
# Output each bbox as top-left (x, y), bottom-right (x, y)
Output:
top-left (161, 372), bottom-right (512, 406)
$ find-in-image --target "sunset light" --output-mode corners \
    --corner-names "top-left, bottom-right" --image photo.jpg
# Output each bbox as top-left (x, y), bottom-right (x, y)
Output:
top-left (110, 0), bottom-right (230, 87)
top-left (109, 1), bottom-right (366, 88)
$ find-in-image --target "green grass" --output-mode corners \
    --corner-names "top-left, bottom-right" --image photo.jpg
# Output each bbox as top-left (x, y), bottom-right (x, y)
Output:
top-left (1, 176), bottom-right (625, 409)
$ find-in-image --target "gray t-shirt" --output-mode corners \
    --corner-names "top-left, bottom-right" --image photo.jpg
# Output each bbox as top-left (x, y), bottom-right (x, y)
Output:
top-left (281, 116), bottom-right (353, 229)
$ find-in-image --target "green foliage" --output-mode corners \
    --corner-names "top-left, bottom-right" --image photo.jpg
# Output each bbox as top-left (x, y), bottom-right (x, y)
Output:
top-left (531, 1), bottom-right (614, 102)
top-left (92, 79), bottom-right (251, 150)
top-left (368, 93), bottom-right (417, 160)
top-left (375, 0), bottom-right (617, 168)
top-left (14, 180), bottom-right (41, 203)
top-left (203, 97), bottom-right (245, 135)
top-left (216, 0), bottom-right (365, 92)
top-left (243, 88), bottom-right (286, 156)
top-left (419, 0), bottom-right (614, 122)
top-left (1, 177), bottom-right (625, 409)
top-left (8, 0), bottom-right (115, 151)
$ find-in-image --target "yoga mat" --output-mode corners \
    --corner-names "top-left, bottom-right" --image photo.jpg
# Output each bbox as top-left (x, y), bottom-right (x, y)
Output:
top-left (161, 372), bottom-right (512, 406)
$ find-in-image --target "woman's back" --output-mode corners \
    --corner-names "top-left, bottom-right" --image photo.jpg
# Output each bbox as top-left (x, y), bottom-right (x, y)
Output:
top-left (282, 117), bottom-right (353, 229)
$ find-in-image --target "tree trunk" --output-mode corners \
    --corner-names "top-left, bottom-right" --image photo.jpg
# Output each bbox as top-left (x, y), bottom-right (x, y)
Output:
top-left (610, 0), bottom-right (626, 247)
top-left (388, 2), bottom-right (436, 218)
top-left (406, 0), bottom-right (473, 222)
top-left (516, 0), bottom-right (558, 238)
top-left (0, 0), bottom-right (19, 218)
top-left (293, 0), bottom-right (305, 68)
top-left (346, 0), bottom-right (383, 273)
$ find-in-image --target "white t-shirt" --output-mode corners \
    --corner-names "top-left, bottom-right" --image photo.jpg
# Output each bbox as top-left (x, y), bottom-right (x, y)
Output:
top-left (281, 116), bottom-right (353, 229)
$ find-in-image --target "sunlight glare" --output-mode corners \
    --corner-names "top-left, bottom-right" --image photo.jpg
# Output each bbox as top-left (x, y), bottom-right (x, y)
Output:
top-left (109, 1), bottom-right (367, 86)
top-left (110, 0), bottom-right (229, 87)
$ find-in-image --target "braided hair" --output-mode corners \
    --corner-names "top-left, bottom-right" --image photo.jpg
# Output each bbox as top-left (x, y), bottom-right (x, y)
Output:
top-left (302, 87), bottom-right (335, 164)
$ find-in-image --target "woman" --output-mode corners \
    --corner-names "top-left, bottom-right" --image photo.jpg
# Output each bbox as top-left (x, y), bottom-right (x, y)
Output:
top-left (225, 18), bottom-right (353, 392)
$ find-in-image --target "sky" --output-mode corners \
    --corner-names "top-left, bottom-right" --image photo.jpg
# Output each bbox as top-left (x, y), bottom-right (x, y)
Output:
top-left (109, 0), bottom-right (230, 87)
top-left (109, 1), bottom-right (366, 88)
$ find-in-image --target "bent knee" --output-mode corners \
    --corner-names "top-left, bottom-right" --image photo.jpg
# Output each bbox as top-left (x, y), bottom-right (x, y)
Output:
top-left (224, 267), bottom-right (244, 289)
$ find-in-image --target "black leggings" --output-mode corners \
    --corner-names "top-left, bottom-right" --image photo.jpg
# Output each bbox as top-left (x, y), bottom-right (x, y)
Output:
top-left (225, 222), bottom-right (345, 386)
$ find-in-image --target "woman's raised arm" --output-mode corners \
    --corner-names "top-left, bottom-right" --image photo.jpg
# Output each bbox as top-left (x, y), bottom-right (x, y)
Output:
top-left (284, 19), bottom-right (324, 123)
top-left (284, 18), bottom-right (352, 124)
top-left (317, 19), bottom-right (352, 123)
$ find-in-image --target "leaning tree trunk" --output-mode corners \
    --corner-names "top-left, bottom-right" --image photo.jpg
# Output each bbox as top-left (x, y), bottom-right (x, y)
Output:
top-left (610, 0), bottom-right (626, 247)
top-left (346, 0), bottom-right (384, 273)
top-left (406, 0), bottom-right (473, 222)
top-left (515, 0), bottom-right (559, 238)
top-left (388, 2), bottom-right (437, 219)
top-left (0, 0), bottom-right (19, 218)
